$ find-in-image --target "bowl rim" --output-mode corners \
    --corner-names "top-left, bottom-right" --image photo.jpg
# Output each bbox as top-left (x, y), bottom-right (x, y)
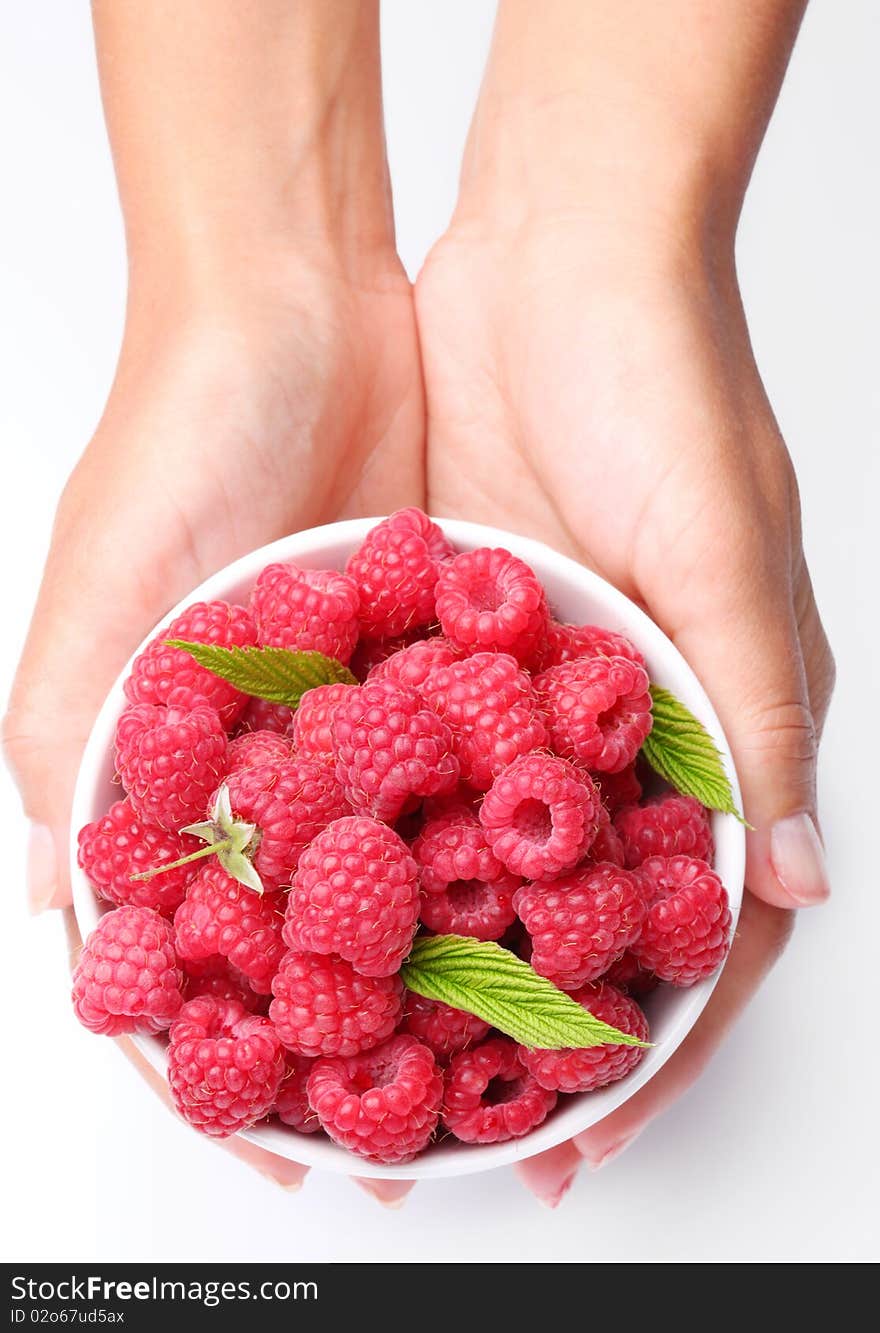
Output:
top-left (70, 515), bottom-right (745, 1180)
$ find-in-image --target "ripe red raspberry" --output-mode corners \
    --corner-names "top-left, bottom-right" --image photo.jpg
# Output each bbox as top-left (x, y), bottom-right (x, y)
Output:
top-left (181, 956), bottom-right (267, 1013)
top-left (221, 758), bottom-right (349, 890)
top-left (307, 1034), bottom-right (443, 1163)
top-left (631, 855), bottom-right (731, 986)
top-left (331, 679), bottom-right (459, 822)
top-left (412, 805), bottom-right (505, 895)
top-left (72, 906), bottom-right (183, 1036)
top-left (124, 600), bottom-right (258, 727)
top-left (435, 547), bottom-right (549, 664)
top-left (349, 632), bottom-right (423, 681)
top-left (603, 950), bottom-right (659, 998)
top-left (273, 1057), bottom-right (319, 1132)
top-left (513, 862), bottom-right (646, 991)
top-left (114, 689), bottom-right (227, 831)
top-left (518, 982), bottom-right (648, 1093)
top-left (401, 992), bottom-right (490, 1059)
top-left (535, 655), bottom-right (653, 773)
top-left (345, 508), bottom-right (455, 640)
top-left (225, 729), bottom-right (294, 776)
top-left (594, 764), bottom-right (643, 815)
top-left (614, 793), bottom-right (714, 868)
top-left (442, 1037), bottom-right (557, 1144)
top-left (420, 875), bottom-right (519, 941)
top-left (236, 696), bottom-right (295, 736)
top-left (370, 636), bottom-right (460, 690)
top-left (285, 816), bottom-right (420, 977)
top-left (421, 652), bottom-right (548, 790)
top-left (76, 799), bottom-right (201, 915)
top-left (174, 864), bottom-right (285, 994)
top-left (270, 950), bottom-right (403, 1058)
top-left (290, 681), bottom-right (355, 764)
top-left (536, 621), bottom-right (646, 671)
top-left (250, 562), bottom-right (360, 663)
top-left (168, 996), bottom-right (284, 1137)
top-left (479, 753), bottom-right (600, 880)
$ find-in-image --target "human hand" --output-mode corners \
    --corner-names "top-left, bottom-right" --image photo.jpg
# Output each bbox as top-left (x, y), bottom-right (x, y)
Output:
top-left (3, 0), bottom-right (421, 1203)
top-left (416, 0), bottom-right (832, 1196)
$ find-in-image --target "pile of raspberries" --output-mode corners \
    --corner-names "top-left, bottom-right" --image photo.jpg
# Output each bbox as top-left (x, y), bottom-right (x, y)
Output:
top-left (72, 509), bottom-right (731, 1165)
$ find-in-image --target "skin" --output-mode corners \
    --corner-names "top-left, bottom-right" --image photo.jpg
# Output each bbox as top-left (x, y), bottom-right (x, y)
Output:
top-left (4, 0), bottom-right (833, 1207)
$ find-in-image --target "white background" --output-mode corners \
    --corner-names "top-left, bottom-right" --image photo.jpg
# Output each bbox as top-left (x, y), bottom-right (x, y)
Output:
top-left (1, 1), bottom-right (878, 1264)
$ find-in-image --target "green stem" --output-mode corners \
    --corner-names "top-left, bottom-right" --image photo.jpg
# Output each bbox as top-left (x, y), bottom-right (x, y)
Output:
top-left (130, 838), bottom-right (231, 882)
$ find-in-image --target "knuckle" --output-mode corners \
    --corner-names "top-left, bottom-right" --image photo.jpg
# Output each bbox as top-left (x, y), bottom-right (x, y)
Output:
top-left (743, 698), bottom-right (817, 764)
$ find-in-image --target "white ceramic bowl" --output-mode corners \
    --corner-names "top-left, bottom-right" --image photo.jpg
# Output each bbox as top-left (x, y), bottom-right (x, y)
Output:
top-left (71, 517), bottom-right (744, 1179)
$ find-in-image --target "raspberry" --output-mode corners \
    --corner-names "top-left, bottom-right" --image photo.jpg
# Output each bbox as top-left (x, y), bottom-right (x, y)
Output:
top-left (513, 863), bottom-right (646, 990)
top-left (182, 956), bottom-right (267, 1013)
top-left (614, 793), bottom-right (714, 869)
top-left (273, 1056), bottom-right (319, 1132)
top-left (435, 547), bottom-right (549, 664)
top-left (345, 508), bottom-right (455, 639)
top-left (168, 996), bottom-right (284, 1137)
top-left (76, 799), bottom-right (201, 915)
top-left (72, 906), bottom-right (183, 1036)
top-left (284, 816), bottom-right (420, 977)
top-left (221, 758), bottom-right (349, 890)
top-left (535, 655), bottom-right (653, 773)
top-left (442, 1038), bottom-right (557, 1144)
top-left (412, 806), bottom-right (505, 895)
top-left (603, 950), bottom-right (659, 998)
top-left (114, 689), bottom-right (227, 831)
top-left (421, 652), bottom-right (548, 790)
top-left (174, 864), bottom-right (285, 993)
top-left (519, 982), bottom-right (648, 1093)
top-left (307, 1034), bottom-right (442, 1163)
top-left (537, 621), bottom-right (646, 671)
top-left (631, 855), bottom-right (731, 986)
top-left (586, 806), bottom-right (626, 867)
top-left (420, 875), bottom-right (519, 941)
top-left (225, 729), bottom-right (294, 776)
top-left (236, 697), bottom-right (295, 736)
top-left (270, 950), bottom-right (403, 1058)
top-left (594, 764), bottom-right (643, 815)
top-left (479, 753), bottom-right (600, 880)
top-left (349, 632), bottom-right (422, 682)
top-left (125, 601), bottom-right (258, 728)
top-left (251, 562), bottom-right (360, 663)
top-left (331, 679), bottom-right (459, 822)
top-left (401, 992), bottom-right (490, 1059)
top-left (370, 636), bottom-right (460, 690)
top-left (290, 682), bottom-right (355, 764)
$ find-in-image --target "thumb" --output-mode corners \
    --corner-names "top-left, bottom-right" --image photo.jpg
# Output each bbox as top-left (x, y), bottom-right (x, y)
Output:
top-left (3, 485), bottom-right (181, 913)
top-left (668, 555), bottom-right (829, 910)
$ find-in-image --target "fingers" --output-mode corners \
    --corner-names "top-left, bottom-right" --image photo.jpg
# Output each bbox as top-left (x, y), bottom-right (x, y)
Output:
top-left (354, 1177), bottom-right (417, 1208)
top-left (4, 476), bottom-right (186, 911)
top-left (663, 536), bottom-right (830, 910)
top-left (517, 893), bottom-right (794, 1200)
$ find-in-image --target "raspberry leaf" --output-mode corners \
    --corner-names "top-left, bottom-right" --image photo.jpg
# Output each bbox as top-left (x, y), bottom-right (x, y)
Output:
top-left (642, 684), bottom-right (748, 823)
top-left (166, 640), bottom-right (357, 706)
top-left (401, 935), bottom-right (649, 1050)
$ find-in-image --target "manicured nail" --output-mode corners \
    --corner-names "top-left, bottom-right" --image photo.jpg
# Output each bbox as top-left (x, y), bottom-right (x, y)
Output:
top-left (582, 1132), bottom-right (638, 1171)
top-left (541, 1170), bottom-right (578, 1209)
top-left (27, 822), bottom-right (57, 914)
top-left (770, 813), bottom-right (830, 906)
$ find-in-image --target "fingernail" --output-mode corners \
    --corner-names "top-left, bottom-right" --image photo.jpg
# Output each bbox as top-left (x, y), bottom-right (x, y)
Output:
top-left (541, 1170), bottom-right (578, 1209)
top-left (27, 822), bottom-right (57, 914)
top-left (258, 1169), bottom-right (304, 1193)
top-left (355, 1178), bottom-right (414, 1208)
top-left (582, 1132), bottom-right (638, 1171)
top-left (770, 813), bottom-right (830, 906)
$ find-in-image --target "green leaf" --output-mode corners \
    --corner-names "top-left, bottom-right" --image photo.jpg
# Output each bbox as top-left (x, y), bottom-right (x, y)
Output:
top-left (642, 684), bottom-right (747, 823)
top-left (401, 935), bottom-right (649, 1051)
top-left (166, 640), bottom-right (357, 707)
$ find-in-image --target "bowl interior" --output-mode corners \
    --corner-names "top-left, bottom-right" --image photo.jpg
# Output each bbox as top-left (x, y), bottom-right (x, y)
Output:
top-left (70, 517), bottom-right (744, 1179)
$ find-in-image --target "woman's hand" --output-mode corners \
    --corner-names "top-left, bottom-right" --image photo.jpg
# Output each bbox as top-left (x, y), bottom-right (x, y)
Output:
top-left (3, 0), bottom-right (422, 1204)
top-left (416, 147), bottom-right (833, 1208)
